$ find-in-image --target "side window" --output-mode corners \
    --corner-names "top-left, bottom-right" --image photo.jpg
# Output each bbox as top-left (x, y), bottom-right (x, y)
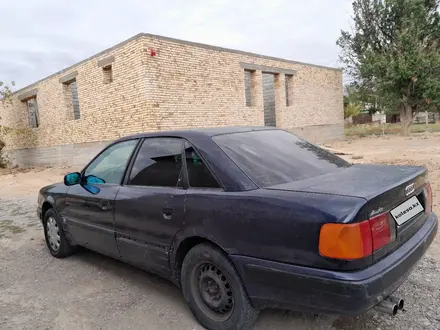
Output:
top-left (84, 140), bottom-right (138, 184)
top-left (128, 138), bottom-right (183, 187)
top-left (184, 142), bottom-right (220, 188)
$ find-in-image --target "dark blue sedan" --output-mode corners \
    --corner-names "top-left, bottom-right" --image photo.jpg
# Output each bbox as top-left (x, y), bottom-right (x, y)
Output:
top-left (37, 127), bottom-right (437, 330)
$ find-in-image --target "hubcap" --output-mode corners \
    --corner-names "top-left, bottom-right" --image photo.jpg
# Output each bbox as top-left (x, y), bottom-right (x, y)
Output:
top-left (192, 262), bottom-right (234, 322)
top-left (46, 217), bottom-right (60, 251)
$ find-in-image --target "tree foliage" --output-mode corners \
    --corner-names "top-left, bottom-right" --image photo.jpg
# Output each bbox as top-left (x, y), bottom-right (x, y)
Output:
top-left (344, 84), bottom-right (363, 118)
top-left (344, 84), bottom-right (362, 104)
top-left (345, 102), bottom-right (362, 119)
top-left (338, 0), bottom-right (440, 135)
top-left (0, 80), bottom-right (14, 101)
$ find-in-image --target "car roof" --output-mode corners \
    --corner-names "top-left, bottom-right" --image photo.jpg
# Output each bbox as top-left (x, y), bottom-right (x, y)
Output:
top-left (114, 126), bottom-right (278, 142)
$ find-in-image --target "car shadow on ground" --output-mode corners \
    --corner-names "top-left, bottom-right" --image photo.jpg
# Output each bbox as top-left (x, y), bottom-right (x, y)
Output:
top-left (71, 247), bottom-right (184, 298)
top-left (66, 247), bottom-right (377, 330)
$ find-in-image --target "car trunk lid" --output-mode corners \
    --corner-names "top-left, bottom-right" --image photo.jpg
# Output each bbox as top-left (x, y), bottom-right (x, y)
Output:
top-left (266, 164), bottom-right (431, 263)
top-left (266, 164), bottom-right (426, 200)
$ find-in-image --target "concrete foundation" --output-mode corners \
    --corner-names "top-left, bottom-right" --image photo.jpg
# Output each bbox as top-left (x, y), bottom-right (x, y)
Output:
top-left (6, 141), bottom-right (109, 169)
top-left (289, 123), bottom-right (344, 144)
top-left (5, 124), bottom-right (344, 168)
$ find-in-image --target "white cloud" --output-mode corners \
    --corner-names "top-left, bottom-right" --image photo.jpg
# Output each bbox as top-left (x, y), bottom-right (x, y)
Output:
top-left (0, 0), bottom-right (353, 89)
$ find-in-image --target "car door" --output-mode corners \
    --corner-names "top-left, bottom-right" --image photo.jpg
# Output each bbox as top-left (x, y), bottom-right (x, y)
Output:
top-left (114, 137), bottom-right (185, 278)
top-left (63, 139), bottom-right (139, 258)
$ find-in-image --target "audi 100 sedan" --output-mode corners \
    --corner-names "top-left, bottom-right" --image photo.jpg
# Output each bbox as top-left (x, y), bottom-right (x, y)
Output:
top-left (37, 127), bottom-right (437, 330)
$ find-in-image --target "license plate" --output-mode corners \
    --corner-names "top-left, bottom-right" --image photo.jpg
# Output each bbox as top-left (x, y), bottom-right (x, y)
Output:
top-left (390, 196), bottom-right (424, 226)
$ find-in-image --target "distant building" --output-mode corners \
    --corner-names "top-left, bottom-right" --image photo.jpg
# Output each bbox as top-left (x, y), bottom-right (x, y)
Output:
top-left (0, 33), bottom-right (343, 167)
top-left (413, 112), bottom-right (440, 124)
top-left (387, 112), bottom-right (440, 124)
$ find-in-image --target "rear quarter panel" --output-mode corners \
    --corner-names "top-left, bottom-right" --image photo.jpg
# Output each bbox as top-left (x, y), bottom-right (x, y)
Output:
top-left (172, 189), bottom-right (367, 270)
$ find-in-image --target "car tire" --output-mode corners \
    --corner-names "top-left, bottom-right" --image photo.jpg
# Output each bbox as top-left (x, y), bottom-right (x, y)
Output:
top-left (181, 243), bottom-right (259, 330)
top-left (43, 208), bottom-right (75, 258)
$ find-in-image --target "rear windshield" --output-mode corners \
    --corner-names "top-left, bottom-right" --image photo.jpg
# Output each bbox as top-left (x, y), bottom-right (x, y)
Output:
top-left (213, 130), bottom-right (351, 187)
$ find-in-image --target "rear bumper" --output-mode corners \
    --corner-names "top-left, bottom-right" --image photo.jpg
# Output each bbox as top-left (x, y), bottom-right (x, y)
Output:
top-left (231, 212), bottom-right (438, 315)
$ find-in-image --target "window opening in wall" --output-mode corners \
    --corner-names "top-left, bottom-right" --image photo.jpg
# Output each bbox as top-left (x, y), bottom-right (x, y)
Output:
top-left (70, 81), bottom-right (80, 119)
top-left (244, 70), bottom-right (254, 107)
top-left (285, 74), bottom-right (293, 107)
top-left (262, 73), bottom-right (276, 127)
top-left (26, 97), bottom-right (39, 128)
top-left (103, 65), bottom-right (113, 84)
top-left (63, 80), bottom-right (80, 120)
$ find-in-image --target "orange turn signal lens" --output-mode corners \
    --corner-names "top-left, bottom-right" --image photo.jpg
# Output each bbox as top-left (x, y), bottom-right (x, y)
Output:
top-left (319, 221), bottom-right (373, 260)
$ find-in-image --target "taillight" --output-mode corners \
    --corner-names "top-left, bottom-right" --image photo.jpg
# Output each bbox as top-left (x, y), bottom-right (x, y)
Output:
top-left (319, 220), bottom-right (371, 260)
top-left (424, 183), bottom-right (432, 215)
top-left (370, 213), bottom-right (396, 251)
top-left (319, 212), bottom-right (396, 260)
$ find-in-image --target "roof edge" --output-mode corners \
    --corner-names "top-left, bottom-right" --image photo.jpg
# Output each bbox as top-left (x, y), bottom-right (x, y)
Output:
top-left (140, 33), bottom-right (342, 72)
top-left (12, 32), bottom-right (342, 95)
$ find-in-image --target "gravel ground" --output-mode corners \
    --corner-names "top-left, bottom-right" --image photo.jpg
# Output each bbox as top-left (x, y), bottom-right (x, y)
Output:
top-left (1, 133), bottom-right (440, 330)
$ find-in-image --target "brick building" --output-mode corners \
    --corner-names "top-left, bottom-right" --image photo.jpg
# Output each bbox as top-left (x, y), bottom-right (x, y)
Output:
top-left (0, 33), bottom-right (343, 167)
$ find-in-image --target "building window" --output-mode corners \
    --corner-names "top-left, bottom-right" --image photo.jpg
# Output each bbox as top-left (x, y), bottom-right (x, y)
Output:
top-left (70, 81), bottom-right (80, 119)
top-left (26, 97), bottom-right (39, 128)
top-left (63, 80), bottom-right (80, 120)
top-left (103, 65), bottom-right (113, 84)
top-left (285, 74), bottom-right (293, 107)
top-left (244, 70), bottom-right (254, 107)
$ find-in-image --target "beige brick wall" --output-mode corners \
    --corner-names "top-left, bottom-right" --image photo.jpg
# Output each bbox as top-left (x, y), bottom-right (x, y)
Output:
top-left (0, 33), bottom-right (343, 153)
top-left (138, 35), bottom-right (343, 132)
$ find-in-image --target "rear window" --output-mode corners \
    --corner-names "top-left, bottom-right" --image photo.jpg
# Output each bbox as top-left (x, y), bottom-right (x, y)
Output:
top-left (213, 130), bottom-right (351, 187)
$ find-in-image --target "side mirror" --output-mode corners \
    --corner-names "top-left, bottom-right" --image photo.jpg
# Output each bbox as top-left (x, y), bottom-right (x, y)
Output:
top-left (64, 172), bottom-right (81, 186)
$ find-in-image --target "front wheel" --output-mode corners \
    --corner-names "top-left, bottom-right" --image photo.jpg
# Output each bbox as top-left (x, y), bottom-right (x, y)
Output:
top-left (43, 209), bottom-right (75, 258)
top-left (181, 243), bottom-right (259, 330)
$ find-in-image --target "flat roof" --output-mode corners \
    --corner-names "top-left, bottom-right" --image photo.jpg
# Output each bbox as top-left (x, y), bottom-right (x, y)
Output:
top-left (13, 32), bottom-right (341, 95)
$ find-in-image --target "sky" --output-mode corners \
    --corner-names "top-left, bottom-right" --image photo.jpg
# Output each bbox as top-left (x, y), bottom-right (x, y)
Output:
top-left (0, 0), bottom-right (353, 90)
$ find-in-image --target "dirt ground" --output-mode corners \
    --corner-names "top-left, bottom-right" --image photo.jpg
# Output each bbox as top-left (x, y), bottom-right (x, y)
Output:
top-left (1, 133), bottom-right (440, 330)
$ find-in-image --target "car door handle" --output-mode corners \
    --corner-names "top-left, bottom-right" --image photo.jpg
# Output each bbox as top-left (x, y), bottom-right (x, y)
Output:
top-left (162, 207), bottom-right (173, 220)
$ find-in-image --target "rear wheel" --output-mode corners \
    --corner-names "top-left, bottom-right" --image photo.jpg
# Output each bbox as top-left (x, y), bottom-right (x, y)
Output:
top-left (181, 243), bottom-right (259, 330)
top-left (43, 209), bottom-right (75, 258)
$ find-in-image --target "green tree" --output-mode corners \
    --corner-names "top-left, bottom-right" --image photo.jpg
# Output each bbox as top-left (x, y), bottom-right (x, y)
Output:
top-left (344, 84), bottom-right (364, 118)
top-left (0, 80), bottom-right (14, 101)
top-left (344, 84), bottom-right (362, 104)
top-left (344, 102), bottom-right (362, 119)
top-left (338, 0), bottom-right (440, 135)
